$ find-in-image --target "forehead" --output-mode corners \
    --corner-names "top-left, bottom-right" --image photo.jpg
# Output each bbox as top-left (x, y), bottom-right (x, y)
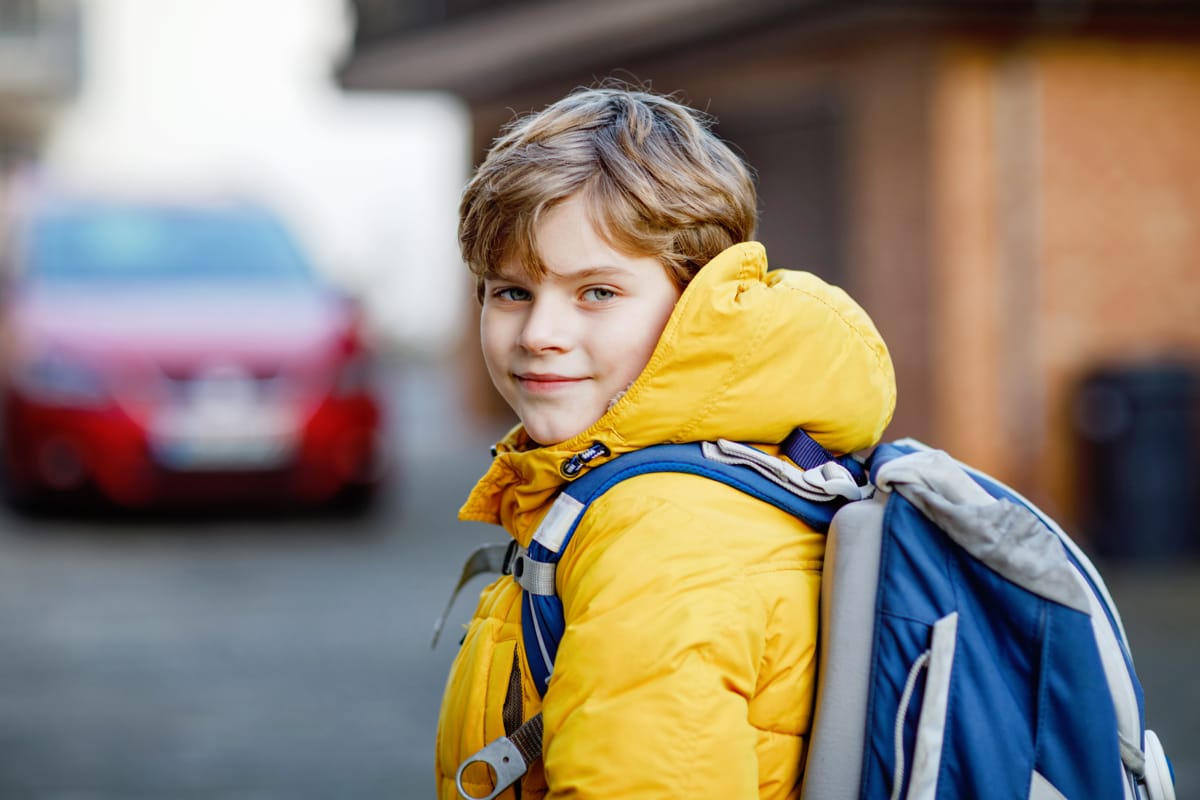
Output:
top-left (538, 197), bottom-right (652, 271)
top-left (490, 195), bottom-right (654, 281)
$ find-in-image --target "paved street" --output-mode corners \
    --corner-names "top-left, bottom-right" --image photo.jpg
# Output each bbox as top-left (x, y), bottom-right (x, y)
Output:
top-left (0, 358), bottom-right (508, 799)
top-left (0, 358), bottom-right (1196, 798)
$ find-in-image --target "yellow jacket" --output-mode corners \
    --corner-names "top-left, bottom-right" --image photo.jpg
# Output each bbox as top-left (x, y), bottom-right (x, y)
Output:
top-left (436, 243), bottom-right (895, 799)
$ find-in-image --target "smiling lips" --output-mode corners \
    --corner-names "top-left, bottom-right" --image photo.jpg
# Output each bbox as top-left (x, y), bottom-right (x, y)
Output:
top-left (516, 372), bottom-right (587, 393)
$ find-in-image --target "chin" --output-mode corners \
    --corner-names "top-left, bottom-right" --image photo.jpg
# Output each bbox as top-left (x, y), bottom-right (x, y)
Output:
top-left (526, 429), bottom-right (572, 447)
top-left (524, 421), bottom-right (586, 447)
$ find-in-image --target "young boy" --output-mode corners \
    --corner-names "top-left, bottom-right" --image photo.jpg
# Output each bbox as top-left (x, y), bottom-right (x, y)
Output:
top-left (436, 85), bottom-right (896, 799)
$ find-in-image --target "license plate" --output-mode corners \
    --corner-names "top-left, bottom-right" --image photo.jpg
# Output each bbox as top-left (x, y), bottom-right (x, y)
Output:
top-left (149, 376), bottom-right (299, 471)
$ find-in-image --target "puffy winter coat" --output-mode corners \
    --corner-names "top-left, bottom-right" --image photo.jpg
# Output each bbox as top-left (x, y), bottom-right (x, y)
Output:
top-left (436, 242), bottom-right (896, 799)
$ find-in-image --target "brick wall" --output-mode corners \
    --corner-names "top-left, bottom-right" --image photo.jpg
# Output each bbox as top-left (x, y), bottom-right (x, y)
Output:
top-left (922, 35), bottom-right (1200, 522)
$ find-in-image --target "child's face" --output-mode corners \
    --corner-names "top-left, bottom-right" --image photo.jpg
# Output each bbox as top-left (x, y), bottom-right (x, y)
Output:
top-left (480, 195), bottom-right (682, 445)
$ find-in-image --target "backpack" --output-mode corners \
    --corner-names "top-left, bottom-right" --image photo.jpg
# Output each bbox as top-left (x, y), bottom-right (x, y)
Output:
top-left (441, 430), bottom-right (1176, 800)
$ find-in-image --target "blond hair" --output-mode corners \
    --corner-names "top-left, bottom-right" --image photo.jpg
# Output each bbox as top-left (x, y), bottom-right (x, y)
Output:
top-left (459, 85), bottom-right (757, 297)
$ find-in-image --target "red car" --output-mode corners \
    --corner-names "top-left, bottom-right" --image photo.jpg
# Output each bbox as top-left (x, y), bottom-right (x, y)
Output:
top-left (0, 196), bottom-right (384, 512)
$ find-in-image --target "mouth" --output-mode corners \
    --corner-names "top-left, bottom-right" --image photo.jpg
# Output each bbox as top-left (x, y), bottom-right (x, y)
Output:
top-left (515, 373), bottom-right (587, 392)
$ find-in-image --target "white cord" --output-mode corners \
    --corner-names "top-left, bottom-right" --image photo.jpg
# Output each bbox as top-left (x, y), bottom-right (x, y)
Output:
top-left (891, 649), bottom-right (931, 800)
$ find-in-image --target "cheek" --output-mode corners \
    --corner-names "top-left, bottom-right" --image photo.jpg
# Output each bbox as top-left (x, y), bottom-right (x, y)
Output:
top-left (613, 342), bottom-right (656, 388)
top-left (608, 300), bottom-right (677, 384)
top-left (479, 311), bottom-right (509, 374)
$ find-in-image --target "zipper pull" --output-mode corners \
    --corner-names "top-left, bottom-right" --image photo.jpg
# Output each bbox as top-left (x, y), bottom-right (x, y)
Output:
top-left (560, 441), bottom-right (611, 478)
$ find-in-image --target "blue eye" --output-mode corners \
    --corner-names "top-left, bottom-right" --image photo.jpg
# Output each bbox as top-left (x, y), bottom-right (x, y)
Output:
top-left (582, 287), bottom-right (616, 302)
top-left (493, 286), bottom-right (531, 302)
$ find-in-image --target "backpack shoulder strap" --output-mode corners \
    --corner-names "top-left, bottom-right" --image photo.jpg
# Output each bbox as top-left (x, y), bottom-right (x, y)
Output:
top-left (521, 437), bottom-right (863, 696)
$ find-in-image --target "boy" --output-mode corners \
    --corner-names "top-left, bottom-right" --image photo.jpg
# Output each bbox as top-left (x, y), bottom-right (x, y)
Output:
top-left (436, 85), bottom-right (895, 799)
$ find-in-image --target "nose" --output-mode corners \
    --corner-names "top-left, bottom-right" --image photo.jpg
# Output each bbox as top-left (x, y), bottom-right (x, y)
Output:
top-left (517, 295), bottom-right (571, 353)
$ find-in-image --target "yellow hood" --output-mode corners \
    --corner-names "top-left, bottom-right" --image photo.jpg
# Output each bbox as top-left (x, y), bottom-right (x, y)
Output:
top-left (460, 242), bottom-right (896, 536)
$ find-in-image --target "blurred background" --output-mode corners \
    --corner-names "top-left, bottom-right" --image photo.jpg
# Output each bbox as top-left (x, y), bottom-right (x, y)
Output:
top-left (1, 0), bottom-right (1198, 796)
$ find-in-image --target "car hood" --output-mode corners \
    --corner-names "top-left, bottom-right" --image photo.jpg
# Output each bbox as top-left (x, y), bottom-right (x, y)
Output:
top-left (10, 282), bottom-right (350, 361)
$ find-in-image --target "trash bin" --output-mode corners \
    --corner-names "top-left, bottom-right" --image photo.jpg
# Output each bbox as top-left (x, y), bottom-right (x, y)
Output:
top-left (1073, 361), bottom-right (1200, 559)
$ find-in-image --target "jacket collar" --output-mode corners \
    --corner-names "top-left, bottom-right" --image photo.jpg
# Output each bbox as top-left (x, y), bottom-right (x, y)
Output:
top-left (459, 242), bottom-right (896, 541)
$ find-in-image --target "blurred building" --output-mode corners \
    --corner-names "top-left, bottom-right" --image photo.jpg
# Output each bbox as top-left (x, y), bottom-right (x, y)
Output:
top-left (0, 0), bottom-right (78, 195)
top-left (339, 0), bottom-right (1200, 528)
top-left (21, 0), bottom-right (468, 353)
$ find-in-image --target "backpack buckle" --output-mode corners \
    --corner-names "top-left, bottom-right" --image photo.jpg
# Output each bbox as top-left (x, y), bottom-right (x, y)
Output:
top-left (505, 542), bottom-right (557, 596)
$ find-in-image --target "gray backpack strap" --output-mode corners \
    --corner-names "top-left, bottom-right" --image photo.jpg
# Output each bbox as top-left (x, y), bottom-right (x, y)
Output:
top-left (799, 490), bottom-right (887, 800)
top-left (431, 542), bottom-right (514, 648)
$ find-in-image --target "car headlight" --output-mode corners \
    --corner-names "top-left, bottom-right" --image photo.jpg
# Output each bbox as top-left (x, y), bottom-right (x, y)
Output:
top-left (13, 352), bottom-right (110, 407)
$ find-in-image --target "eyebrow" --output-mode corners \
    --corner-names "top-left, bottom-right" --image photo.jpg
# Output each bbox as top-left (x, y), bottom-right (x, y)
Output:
top-left (544, 265), bottom-right (636, 281)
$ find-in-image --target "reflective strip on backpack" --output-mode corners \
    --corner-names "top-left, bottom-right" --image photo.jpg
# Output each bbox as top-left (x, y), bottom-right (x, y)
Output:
top-left (532, 493), bottom-right (585, 554)
top-left (903, 612), bottom-right (958, 800)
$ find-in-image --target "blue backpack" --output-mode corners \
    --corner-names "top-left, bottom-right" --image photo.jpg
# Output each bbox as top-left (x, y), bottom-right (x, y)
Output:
top-left (443, 431), bottom-right (1176, 800)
